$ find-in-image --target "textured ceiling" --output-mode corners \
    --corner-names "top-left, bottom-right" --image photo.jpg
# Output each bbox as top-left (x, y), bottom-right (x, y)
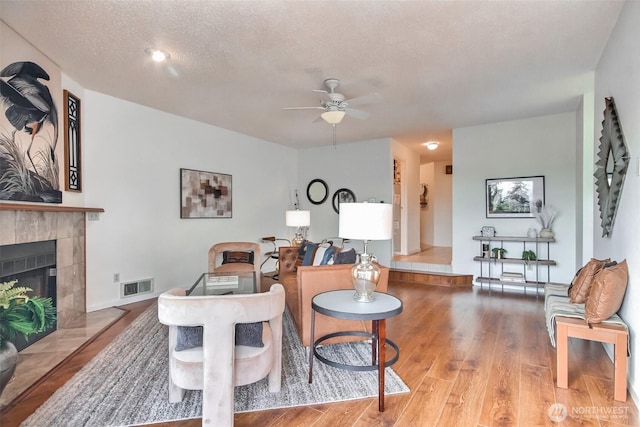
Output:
top-left (0, 0), bottom-right (624, 163)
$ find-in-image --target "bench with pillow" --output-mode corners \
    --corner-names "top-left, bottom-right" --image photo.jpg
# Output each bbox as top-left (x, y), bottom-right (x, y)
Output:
top-left (544, 258), bottom-right (630, 401)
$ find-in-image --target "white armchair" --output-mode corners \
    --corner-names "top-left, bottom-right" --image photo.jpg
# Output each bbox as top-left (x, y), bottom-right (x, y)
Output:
top-left (157, 283), bottom-right (285, 426)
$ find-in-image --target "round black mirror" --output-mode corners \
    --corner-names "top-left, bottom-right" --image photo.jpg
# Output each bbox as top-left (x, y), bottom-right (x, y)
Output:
top-left (332, 188), bottom-right (356, 214)
top-left (306, 179), bottom-right (328, 205)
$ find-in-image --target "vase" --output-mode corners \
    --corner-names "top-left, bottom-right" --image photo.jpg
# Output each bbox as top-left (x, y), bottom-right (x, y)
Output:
top-left (539, 228), bottom-right (554, 238)
top-left (351, 253), bottom-right (380, 302)
top-left (0, 341), bottom-right (18, 397)
top-left (527, 228), bottom-right (537, 238)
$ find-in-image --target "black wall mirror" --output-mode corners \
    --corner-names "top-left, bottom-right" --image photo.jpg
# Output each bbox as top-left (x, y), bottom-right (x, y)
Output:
top-left (332, 188), bottom-right (356, 213)
top-left (306, 179), bottom-right (328, 205)
top-left (594, 97), bottom-right (630, 238)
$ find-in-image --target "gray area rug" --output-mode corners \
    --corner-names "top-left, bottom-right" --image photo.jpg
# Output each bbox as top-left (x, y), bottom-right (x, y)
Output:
top-left (22, 301), bottom-right (409, 426)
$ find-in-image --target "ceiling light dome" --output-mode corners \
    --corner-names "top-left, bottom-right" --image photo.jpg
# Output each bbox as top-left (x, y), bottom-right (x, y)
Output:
top-left (424, 141), bottom-right (439, 150)
top-left (145, 48), bottom-right (170, 62)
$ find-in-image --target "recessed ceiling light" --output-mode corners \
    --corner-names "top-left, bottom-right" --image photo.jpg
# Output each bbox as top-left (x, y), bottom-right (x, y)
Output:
top-left (423, 141), bottom-right (439, 150)
top-left (145, 48), bottom-right (170, 62)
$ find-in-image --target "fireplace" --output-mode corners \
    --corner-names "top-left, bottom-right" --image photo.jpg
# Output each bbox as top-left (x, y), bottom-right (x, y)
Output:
top-left (0, 240), bottom-right (57, 351)
top-left (0, 208), bottom-right (90, 341)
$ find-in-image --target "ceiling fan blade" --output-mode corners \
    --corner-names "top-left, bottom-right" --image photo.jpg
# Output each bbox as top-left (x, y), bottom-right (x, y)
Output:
top-left (282, 106), bottom-right (325, 110)
top-left (312, 89), bottom-right (332, 103)
top-left (345, 107), bottom-right (370, 120)
top-left (344, 93), bottom-right (381, 107)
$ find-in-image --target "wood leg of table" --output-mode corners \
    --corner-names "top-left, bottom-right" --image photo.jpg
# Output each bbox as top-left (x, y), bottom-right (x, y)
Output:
top-left (372, 319), bottom-right (379, 365)
top-left (556, 320), bottom-right (569, 389)
top-left (378, 319), bottom-right (386, 412)
top-left (614, 332), bottom-right (628, 402)
top-left (308, 310), bottom-right (315, 384)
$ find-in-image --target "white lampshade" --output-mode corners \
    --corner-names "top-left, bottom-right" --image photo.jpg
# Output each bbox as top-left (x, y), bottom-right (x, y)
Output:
top-left (339, 203), bottom-right (392, 241)
top-left (321, 110), bottom-right (346, 125)
top-left (285, 210), bottom-right (310, 227)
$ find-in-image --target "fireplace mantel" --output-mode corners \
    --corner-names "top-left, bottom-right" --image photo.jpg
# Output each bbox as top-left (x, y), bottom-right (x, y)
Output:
top-left (0, 203), bottom-right (104, 213)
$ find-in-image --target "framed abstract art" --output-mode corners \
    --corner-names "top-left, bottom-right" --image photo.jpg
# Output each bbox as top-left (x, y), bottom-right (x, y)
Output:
top-left (180, 168), bottom-right (232, 218)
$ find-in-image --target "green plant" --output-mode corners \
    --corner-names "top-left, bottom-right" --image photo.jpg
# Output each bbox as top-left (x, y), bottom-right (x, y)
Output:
top-left (0, 280), bottom-right (56, 347)
top-left (491, 247), bottom-right (507, 258)
top-left (522, 250), bottom-right (537, 262)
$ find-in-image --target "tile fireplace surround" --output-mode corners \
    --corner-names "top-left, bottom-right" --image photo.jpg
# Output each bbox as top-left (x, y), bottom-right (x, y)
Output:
top-left (0, 205), bottom-right (101, 327)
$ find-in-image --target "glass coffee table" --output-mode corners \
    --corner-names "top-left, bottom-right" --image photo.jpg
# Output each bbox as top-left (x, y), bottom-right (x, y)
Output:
top-left (188, 271), bottom-right (257, 296)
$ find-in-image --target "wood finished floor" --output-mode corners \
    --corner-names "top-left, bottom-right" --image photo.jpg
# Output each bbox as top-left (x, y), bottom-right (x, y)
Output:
top-left (1, 281), bottom-right (637, 427)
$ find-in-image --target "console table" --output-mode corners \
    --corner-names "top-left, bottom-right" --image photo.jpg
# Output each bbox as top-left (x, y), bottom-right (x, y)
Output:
top-left (308, 290), bottom-right (403, 411)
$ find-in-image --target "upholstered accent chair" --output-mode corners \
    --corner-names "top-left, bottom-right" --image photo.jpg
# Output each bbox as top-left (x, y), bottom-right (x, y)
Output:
top-left (157, 283), bottom-right (285, 426)
top-left (209, 242), bottom-right (261, 291)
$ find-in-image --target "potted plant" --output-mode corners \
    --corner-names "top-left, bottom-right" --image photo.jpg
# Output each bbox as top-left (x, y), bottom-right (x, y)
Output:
top-left (491, 247), bottom-right (507, 259)
top-left (0, 280), bottom-right (56, 396)
top-left (535, 205), bottom-right (557, 238)
top-left (522, 249), bottom-right (537, 263)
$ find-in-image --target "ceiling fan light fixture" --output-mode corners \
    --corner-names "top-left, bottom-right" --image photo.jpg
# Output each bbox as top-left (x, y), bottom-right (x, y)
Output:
top-left (321, 110), bottom-right (346, 125)
top-left (424, 141), bottom-right (439, 150)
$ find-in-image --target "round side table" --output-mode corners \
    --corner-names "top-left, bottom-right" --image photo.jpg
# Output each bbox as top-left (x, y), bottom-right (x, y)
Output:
top-left (308, 290), bottom-right (403, 412)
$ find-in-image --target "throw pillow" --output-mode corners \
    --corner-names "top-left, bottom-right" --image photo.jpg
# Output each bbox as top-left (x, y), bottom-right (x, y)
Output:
top-left (568, 258), bottom-right (609, 303)
top-left (585, 259), bottom-right (628, 324)
top-left (296, 242), bottom-right (308, 266)
top-left (222, 250), bottom-right (254, 265)
top-left (175, 326), bottom-right (203, 351)
top-left (235, 322), bottom-right (264, 347)
top-left (175, 322), bottom-right (264, 351)
top-left (313, 246), bottom-right (328, 266)
top-left (333, 248), bottom-right (357, 264)
top-left (302, 242), bottom-right (318, 266)
top-left (320, 246), bottom-right (337, 265)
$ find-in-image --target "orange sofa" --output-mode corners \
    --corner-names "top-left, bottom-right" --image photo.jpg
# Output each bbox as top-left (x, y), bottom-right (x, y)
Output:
top-left (276, 246), bottom-right (389, 347)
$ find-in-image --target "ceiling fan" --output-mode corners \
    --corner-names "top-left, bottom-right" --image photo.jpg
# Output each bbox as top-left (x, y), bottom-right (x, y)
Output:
top-left (283, 78), bottom-right (380, 125)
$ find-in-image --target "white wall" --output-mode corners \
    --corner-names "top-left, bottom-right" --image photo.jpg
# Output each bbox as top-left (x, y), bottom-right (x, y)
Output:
top-left (82, 91), bottom-right (297, 310)
top-left (433, 161), bottom-right (453, 247)
top-left (391, 139), bottom-right (421, 255)
top-left (452, 112), bottom-right (578, 283)
top-left (594, 0), bottom-right (640, 403)
top-left (576, 91), bottom-right (596, 266)
top-left (297, 138), bottom-right (394, 266)
top-left (419, 161), bottom-right (453, 248)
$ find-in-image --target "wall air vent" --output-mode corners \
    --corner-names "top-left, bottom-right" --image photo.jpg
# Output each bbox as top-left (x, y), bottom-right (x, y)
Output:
top-left (120, 278), bottom-right (154, 298)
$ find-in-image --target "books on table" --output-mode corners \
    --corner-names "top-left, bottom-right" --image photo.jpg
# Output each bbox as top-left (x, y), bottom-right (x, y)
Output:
top-left (206, 275), bottom-right (239, 288)
top-left (500, 272), bottom-right (525, 282)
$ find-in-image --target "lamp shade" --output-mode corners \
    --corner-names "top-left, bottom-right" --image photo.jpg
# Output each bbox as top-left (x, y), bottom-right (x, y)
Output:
top-left (285, 210), bottom-right (310, 227)
top-left (339, 203), bottom-right (392, 240)
top-left (321, 110), bottom-right (346, 125)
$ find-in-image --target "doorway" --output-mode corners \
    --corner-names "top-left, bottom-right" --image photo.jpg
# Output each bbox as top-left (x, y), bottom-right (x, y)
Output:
top-left (393, 158), bottom-right (402, 254)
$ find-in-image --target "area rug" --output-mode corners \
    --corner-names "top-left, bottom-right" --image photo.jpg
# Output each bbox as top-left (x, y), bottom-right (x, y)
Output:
top-left (22, 301), bottom-right (409, 426)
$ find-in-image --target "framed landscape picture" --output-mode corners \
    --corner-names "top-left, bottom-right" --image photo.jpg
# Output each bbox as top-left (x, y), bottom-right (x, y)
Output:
top-left (180, 168), bottom-right (232, 218)
top-left (486, 176), bottom-right (544, 218)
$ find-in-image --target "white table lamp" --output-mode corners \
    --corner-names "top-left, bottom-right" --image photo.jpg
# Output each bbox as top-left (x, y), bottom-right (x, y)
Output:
top-left (338, 202), bottom-right (393, 302)
top-left (286, 210), bottom-right (310, 246)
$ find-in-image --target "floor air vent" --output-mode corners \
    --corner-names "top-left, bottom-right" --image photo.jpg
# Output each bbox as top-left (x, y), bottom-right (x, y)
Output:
top-left (121, 278), bottom-right (153, 298)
